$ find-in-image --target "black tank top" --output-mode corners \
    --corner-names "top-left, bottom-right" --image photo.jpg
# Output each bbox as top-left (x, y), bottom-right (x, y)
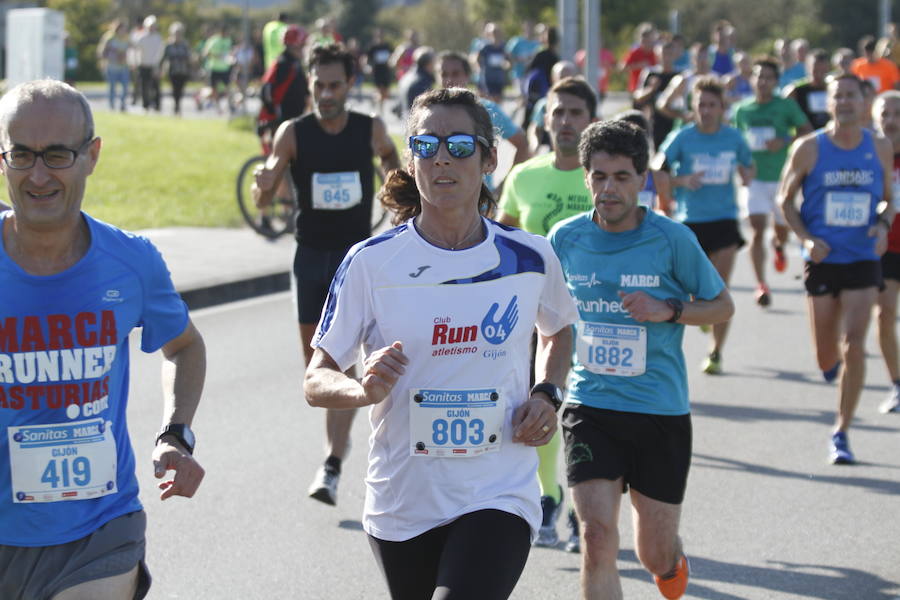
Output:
top-left (290, 111), bottom-right (374, 249)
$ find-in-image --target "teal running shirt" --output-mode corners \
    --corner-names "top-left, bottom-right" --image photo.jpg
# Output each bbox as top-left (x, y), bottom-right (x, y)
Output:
top-left (549, 209), bottom-right (725, 415)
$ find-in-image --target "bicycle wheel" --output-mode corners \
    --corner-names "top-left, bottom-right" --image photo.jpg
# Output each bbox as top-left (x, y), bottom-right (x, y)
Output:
top-left (236, 155), bottom-right (296, 239)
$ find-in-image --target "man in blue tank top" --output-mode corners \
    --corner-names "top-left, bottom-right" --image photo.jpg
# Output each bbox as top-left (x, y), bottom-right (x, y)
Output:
top-left (779, 74), bottom-right (895, 465)
top-left (0, 80), bottom-right (206, 599)
top-left (253, 44), bottom-right (399, 506)
top-left (550, 120), bottom-right (734, 600)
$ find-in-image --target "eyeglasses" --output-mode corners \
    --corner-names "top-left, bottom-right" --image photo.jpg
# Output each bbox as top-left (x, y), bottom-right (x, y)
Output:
top-left (409, 134), bottom-right (490, 159)
top-left (1, 137), bottom-right (95, 170)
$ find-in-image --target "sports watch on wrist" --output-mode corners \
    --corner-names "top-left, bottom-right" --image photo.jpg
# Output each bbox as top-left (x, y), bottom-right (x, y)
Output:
top-left (156, 424), bottom-right (195, 455)
top-left (530, 382), bottom-right (563, 412)
top-left (665, 298), bottom-right (684, 323)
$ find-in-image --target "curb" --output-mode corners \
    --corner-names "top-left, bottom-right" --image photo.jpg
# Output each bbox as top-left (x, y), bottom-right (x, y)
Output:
top-left (180, 271), bottom-right (290, 311)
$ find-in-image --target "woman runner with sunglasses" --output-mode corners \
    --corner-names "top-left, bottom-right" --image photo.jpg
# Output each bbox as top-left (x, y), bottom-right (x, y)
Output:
top-left (303, 87), bottom-right (578, 599)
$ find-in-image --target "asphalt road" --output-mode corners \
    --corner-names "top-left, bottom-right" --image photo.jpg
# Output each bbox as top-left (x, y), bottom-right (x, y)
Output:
top-left (126, 249), bottom-right (900, 599)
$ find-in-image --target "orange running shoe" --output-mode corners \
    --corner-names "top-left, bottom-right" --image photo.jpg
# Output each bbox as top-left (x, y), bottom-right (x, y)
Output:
top-left (773, 246), bottom-right (787, 273)
top-left (655, 554), bottom-right (690, 599)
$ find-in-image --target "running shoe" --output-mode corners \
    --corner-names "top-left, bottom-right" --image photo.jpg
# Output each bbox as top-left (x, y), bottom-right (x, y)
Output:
top-left (655, 554), bottom-right (690, 599)
top-left (773, 246), bottom-right (787, 273)
top-left (702, 351), bottom-right (722, 375)
top-left (535, 485), bottom-right (563, 547)
top-left (564, 509), bottom-right (580, 553)
top-left (829, 431), bottom-right (855, 465)
top-left (755, 283), bottom-right (771, 307)
top-left (822, 361), bottom-right (842, 383)
top-left (879, 385), bottom-right (900, 414)
top-left (308, 466), bottom-right (340, 505)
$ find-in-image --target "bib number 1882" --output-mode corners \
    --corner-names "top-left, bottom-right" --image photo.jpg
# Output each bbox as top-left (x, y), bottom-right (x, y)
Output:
top-left (587, 344), bottom-right (633, 368)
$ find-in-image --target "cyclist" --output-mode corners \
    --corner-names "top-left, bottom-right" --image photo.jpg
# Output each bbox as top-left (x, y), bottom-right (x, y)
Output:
top-left (258, 25), bottom-right (309, 152)
top-left (253, 44), bottom-right (399, 505)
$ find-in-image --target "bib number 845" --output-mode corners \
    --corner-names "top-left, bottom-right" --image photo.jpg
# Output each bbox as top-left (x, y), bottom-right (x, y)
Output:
top-left (432, 418), bottom-right (484, 445)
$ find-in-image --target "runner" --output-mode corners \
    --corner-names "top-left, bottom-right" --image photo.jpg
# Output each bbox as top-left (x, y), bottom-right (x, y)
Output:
top-left (633, 38), bottom-right (682, 150)
top-left (0, 79), bottom-right (206, 599)
top-left (620, 23), bottom-right (657, 94)
top-left (253, 44), bottom-right (400, 504)
top-left (304, 87), bottom-right (578, 599)
top-left (550, 119), bottom-right (734, 600)
top-left (733, 57), bottom-right (811, 307)
top-left (784, 49), bottom-right (832, 130)
top-left (497, 76), bottom-right (597, 550)
top-left (778, 74), bottom-right (894, 463)
top-left (436, 51), bottom-right (529, 187)
top-left (654, 76), bottom-right (754, 374)
top-left (871, 91), bottom-right (900, 413)
top-left (363, 28), bottom-right (394, 116)
top-left (851, 37), bottom-right (900, 94)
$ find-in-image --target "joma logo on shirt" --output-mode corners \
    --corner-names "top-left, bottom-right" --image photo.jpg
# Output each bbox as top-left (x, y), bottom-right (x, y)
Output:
top-left (620, 274), bottom-right (660, 288)
top-left (823, 169), bottom-right (874, 187)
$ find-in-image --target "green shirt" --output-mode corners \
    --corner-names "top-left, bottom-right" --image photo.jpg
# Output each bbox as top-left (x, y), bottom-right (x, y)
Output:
top-left (262, 20), bottom-right (287, 69)
top-left (203, 34), bottom-right (232, 73)
top-left (732, 96), bottom-right (809, 181)
top-left (499, 152), bottom-right (593, 236)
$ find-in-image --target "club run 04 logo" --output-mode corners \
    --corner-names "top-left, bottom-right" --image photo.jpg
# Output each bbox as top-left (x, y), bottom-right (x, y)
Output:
top-left (431, 296), bottom-right (519, 359)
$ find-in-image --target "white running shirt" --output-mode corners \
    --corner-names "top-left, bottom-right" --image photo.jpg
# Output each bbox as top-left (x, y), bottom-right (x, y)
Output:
top-left (313, 217), bottom-right (578, 542)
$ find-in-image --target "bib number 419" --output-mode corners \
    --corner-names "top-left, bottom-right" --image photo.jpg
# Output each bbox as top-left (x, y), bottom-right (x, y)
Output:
top-left (41, 457), bottom-right (91, 489)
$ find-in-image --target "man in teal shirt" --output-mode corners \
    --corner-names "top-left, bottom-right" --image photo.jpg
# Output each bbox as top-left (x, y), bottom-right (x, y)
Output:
top-left (550, 119), bottom-right (733, 600)
top-left (733, 57), bottom-right (811, 307)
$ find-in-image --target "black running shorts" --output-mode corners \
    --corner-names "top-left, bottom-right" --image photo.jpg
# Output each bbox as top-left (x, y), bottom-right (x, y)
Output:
top-left (562, 404), bottom-right (692, 505)
top-left (685, 218), bottom-right (745, 255)
top-left (292, 244), bottom-right (353, 324)
top-left (804, 260), bottom-right (882, 297)
top-left (882, 251), bottom-right (900, 283)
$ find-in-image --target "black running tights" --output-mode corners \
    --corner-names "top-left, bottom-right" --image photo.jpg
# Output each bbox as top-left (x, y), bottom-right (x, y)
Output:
top-left (367, 509), bottom-right (531, 600)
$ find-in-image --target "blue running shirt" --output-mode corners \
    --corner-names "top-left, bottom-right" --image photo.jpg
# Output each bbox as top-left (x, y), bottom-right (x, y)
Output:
top-left (549, 209), bottom-right (725, 415)
top-left (660, 123), bottom-right (753, 223)
top-left (800, 129), bottom-right (884, 264)
top-left (0, 212), bottom-right (189, 546)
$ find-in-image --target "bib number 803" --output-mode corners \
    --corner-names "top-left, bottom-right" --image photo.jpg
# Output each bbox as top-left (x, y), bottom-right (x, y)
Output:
top-left (588, 345), bottom-right (633, 368)
top-left (41, 457), bottom-right (91, 488)
top-left (432, 418), bottom-right (484, 445)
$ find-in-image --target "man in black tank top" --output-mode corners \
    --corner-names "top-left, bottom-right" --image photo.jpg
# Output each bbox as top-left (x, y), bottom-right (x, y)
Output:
top-left (784, 49), bottom-right (831, 130)
top-left (253, 44), bottom-right (399, 505)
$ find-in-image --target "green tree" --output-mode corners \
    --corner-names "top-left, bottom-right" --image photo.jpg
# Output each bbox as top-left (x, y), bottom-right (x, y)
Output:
top-left (335, 0), bottom-right (381, 45)
top-left (378, 0), bottom-right (474, 53)
top-left (46, 0), bottom-right (114, 80)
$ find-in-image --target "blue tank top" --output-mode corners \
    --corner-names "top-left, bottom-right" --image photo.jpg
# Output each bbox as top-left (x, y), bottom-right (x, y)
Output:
top-left (801, 129), bottom-right (883, 263)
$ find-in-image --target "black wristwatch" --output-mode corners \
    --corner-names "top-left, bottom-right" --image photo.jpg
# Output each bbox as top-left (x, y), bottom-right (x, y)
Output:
top-left (156, 424), bottom-right (196, 455)
top-left (665, 298), bottom-right (684, 323)
top-left (531, 382), bottom-right (563, 412)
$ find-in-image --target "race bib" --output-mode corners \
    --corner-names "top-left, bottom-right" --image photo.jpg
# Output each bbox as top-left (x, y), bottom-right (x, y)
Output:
top-left (312, 171), bottom-right (362, 210)
top-left (409, 388), bottom-right (504, 457)
top-left (374, 50), bottom-right (390, 64)
top-left (8, 417), bottom-right (117, 503)
top-left (825, 192), bottom-right (870, 227)
top-left (691, 154), bottom-right (733, 185)
top-left (488, 53), bottom-right (505, 68)
top-left (808, 91), bottom-right (827, 113)
top-left (868, 76), bottom-right (881, 91)
top-left (576, 321), bottom-right (647, 377)
top-left (746, 126), bottom-right (776, 152)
